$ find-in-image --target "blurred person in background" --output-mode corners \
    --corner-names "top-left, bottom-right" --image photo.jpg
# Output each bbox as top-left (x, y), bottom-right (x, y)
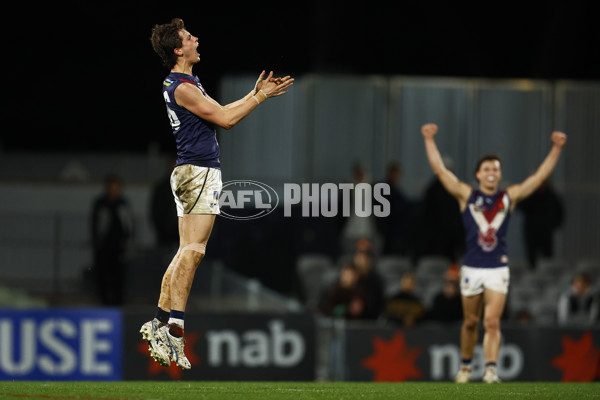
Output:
top-left (352, 239), bottom-right (385, 319)
top-left (421, 123), bottom-right (567, 383)
top-left (420, 156), bottom-right (465, 263)
top-left (341, 162), bottom-right (378, 248)
top-left (140, 18), bottom-right (293, 369)
top-left (149, 156), bottom-right (179, 249)
top-left (376, 161), bottom-right (410, 256)
top-left (517, 179), bottom-right (564, 269)
top-left (320, 263), bottom-right (367, 319)
top-left (90, 174), bottom-right (134, 306)
top-left (557, 273), bottom-right (599, 327)
top-left (425, 264), bottom-right (463, 324)
top-left (385, 271), bottom-right (425, 327)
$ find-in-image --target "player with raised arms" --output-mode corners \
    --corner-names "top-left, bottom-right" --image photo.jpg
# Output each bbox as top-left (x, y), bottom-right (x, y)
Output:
top-left (140, 17), bottom-right (293, 369)
top-left (420, 123), bottom-right (567, 383)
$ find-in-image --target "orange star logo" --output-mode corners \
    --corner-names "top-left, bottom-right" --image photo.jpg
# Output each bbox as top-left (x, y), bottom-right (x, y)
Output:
top-left (362, 332), bottom-right (421, 381)
top-left (551, 331), bottom-right (600, 382)
top-left (137, 331), bottom-right (201, 380)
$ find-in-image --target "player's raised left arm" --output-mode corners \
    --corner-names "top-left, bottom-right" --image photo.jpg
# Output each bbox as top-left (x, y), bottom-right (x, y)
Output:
top-left (176, 71), bottom-right (293, 130)
top-left (197, 71), bottom-right (267, 109)
top-left (221, 71), bottom-right (292, 109)
top-left (219, 71), bottom-right (266, 109)
top-left (507, 131), bottom-right (567, 205)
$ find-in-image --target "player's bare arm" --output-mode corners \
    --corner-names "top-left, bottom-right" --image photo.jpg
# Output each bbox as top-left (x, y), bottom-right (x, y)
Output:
top-left (175, 71), bottom-right (294, 130)
top-left (421, 123), bottom-right (472, 210)
top-left (506, 131), bottom-right (567, 208)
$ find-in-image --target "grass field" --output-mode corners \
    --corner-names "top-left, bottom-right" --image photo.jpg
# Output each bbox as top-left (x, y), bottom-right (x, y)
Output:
top-left (1, 381), bottom-right (599, 400)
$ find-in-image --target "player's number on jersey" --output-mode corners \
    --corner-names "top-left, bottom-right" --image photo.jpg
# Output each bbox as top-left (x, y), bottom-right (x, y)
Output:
top-left (163, 91), bottom-right (181, 131)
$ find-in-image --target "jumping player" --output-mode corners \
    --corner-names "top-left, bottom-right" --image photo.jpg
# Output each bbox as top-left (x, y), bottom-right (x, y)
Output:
top-left (140, 18), bottom-right (293, 369)
top-left (420, 123), bottom-right (567, 383)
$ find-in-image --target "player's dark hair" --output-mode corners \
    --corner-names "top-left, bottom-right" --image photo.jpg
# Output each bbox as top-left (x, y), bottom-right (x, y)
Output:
top-left (474, 154), bottom-right (502, 177)
top-left (150, 18), bottom-right (186, 69)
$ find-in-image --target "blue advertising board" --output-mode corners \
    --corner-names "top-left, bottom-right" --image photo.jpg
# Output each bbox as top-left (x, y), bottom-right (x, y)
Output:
top-left (0, 308), bottom-right (122, 381)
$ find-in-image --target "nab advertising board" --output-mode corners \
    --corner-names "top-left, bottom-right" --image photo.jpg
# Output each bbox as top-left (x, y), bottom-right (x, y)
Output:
top-left (344, 326), bottom-right (600, 382)
top-left (125, 312), bottom-right (315, 381)
top-left (0, 308), bottom-right (122, 381)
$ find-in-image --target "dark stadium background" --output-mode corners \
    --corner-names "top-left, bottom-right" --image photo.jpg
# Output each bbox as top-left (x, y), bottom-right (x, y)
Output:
top-left (6, 1), bottom-right (598, 153)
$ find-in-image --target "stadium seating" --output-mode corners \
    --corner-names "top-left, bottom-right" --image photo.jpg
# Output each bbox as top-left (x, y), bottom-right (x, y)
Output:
top-left (415, 256), bottom-right (452, 281)
top-left (375, 256), bottom-right (413, 297)
top-left (296, 254), bottom-right (338, 312)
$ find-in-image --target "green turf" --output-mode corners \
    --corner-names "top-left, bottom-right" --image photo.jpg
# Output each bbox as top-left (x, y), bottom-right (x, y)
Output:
top-left (0, 381), bottom-right (599, 400)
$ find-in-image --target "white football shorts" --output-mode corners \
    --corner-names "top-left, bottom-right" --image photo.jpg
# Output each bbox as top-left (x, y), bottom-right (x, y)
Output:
top-left (170, 165), bottom-right (222, 217)
top-left (460, 265), bottom-right (510, 296)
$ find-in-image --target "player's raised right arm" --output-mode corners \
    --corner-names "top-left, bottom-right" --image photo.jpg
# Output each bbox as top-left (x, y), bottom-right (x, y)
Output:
top-left (421, 123), bottom-right (471, 206)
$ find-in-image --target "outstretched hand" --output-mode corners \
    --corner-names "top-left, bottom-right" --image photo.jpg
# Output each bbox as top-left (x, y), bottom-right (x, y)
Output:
top-left (552, 131), bottom-right (567, 147)
top-left (421, 123), bottom-right (438, 138)
top-left (257, 71), bottom-right (294, 98)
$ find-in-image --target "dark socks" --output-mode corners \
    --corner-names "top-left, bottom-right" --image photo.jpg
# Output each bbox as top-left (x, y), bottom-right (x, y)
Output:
top-left (154, 308), bottom-right (170, 325)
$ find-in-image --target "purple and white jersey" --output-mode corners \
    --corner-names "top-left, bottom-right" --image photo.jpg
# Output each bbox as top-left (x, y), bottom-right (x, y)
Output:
top-left (461, 190), bottom-right (511, 268)
top-left (162, 72), bottom-right (220, 168)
